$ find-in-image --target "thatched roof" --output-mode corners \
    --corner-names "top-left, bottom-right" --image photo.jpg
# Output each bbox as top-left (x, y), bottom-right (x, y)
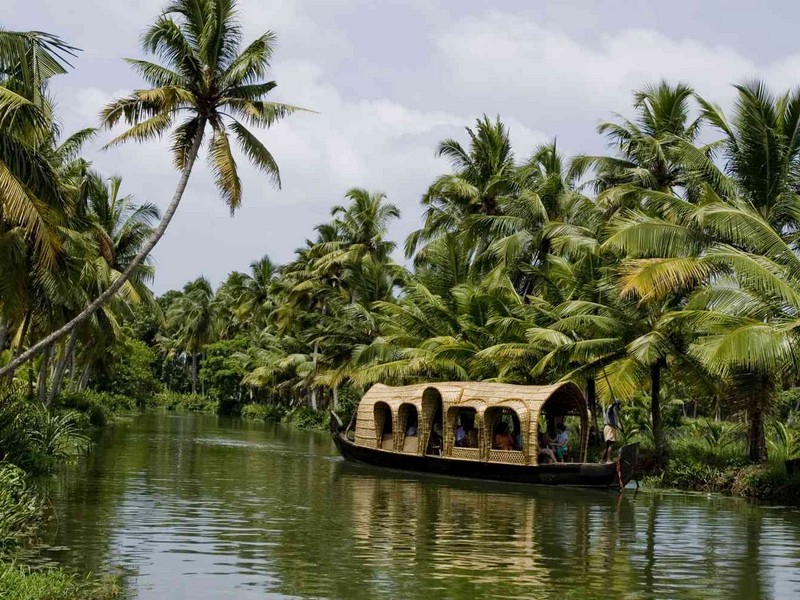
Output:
top-left (353, 381), bottom-right (588, 460)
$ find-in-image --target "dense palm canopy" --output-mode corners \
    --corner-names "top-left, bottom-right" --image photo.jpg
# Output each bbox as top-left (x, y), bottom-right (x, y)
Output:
top-left (0, 0), bottom-right (303, 380)
top-left (2, 2), bottom-right (797, 468)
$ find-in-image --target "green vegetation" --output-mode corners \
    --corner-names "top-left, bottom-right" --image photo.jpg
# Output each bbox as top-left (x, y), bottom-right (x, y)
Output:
top-left (2, 0), bottom-right (800, 566)
top-left (138, 84), bottom-right (800, 500)
top-left (148, 391), bottom-right (219, 413)
top-left (0, 563), bottom-right (119, 600)
top-left (1, 8), bottom-right (301, 593)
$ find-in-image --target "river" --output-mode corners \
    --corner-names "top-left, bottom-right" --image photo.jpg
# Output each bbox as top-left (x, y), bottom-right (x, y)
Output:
top-left (23, 412), bottom-right (800, 599)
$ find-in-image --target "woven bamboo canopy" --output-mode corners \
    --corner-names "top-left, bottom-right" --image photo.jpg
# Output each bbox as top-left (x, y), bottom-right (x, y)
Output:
top-left (353, 381), bottom-right (589, 465)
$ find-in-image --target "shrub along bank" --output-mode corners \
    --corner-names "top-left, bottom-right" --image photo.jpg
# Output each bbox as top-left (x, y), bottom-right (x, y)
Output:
top-left (630, 418), bottom-right (800, 503)
top-left (0, 394), bottom-right (124, 599)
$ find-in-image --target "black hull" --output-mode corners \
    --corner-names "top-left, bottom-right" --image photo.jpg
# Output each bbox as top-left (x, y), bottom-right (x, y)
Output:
top-left (330, 413), bottom-right (638, 489)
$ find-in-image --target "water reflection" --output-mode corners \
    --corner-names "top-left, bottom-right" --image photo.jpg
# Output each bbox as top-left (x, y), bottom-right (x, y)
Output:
top-left (24, 413), bottom-right (800, 599)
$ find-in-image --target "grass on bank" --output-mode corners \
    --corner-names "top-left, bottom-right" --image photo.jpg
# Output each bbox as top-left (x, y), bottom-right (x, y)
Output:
top-left (0, 562), bottom-right (120, 600)
top-left (0, 394), bottom-right (126, 600)
top-left (634, 419), bottom-right (800, 502)
top-left (148, 393), bottom-right (331, 431)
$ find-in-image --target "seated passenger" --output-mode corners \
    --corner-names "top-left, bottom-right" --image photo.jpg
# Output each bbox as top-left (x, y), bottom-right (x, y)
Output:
top-left (465, 423), bottom-right (479, 448)
top-left (455, 421), bottom-right (467, 446)
top-left (428, 422), bottom-right (443, 455)
top-left (552, 423), bottom-right (570, 462)
top-left (493, 422), bottom-right (515, 450)
top-left (537, 432), bottom-right (556, 464)
top-left (406, 423), bottom-right (417, 436)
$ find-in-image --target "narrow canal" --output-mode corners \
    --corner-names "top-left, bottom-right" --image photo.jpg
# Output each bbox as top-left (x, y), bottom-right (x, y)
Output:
top-left (25, 412), bottom-right (800, 599)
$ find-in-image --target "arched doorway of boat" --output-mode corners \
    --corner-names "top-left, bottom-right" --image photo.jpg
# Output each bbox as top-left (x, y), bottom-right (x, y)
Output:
top-left (537, 385), bottom-right (589, 463)
top-left (374, 401), bottom-right (394, 450)
top-left (422, 387), bottom-right (443, 456)
top-left (398, 403), bottom-right (419, 454)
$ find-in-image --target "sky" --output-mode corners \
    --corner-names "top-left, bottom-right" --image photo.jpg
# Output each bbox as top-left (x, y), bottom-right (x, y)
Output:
top-left (8, 0), bottom-right (800, 293)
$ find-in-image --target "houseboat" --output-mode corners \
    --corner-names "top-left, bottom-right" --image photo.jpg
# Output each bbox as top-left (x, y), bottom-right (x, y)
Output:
top-left (330, 381), bottom-right (638, 489)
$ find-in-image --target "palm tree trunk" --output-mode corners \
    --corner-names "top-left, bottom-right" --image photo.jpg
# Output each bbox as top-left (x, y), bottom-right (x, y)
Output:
top-left (78, 362), bottom-right (92, 391)
top-left (0, 320), bottom-right (8, 353)
top-left (5, 309), bottom-right (31, 385)
top-left (310, 387), bottom-right (318, 411)
top-left (748, 381), bottom-right (768, 463)
top-left (586, 376), bottom-right (598, 443)
top-left (651, 361), bottom-right (666, 460)
top-left (48, 327), bottom-right (79, 405)
top-left (191, 352), bottom-right (198, 395)
top-left (37, 345), bottom-right (51, 404)
top-left (0, 121), bottom-right (207, 380)
top-left (68, 346), bottom-right (77, 390)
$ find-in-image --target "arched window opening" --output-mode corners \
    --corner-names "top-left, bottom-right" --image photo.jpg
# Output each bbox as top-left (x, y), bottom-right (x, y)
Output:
top-left (398, 403), bottom-right (419, 453)
top-left (483, 405), bottom-right (527, 465)
top-left (536, 386), bottom-right (588, 464)
top-left (374, 401), bottom-right (393, 450)
top-left (488, 407), bottom-right (524, 451)
top-left (451, 407), bottom-right (479, 449)
top-left (422, 387), bottom-right (443, 456)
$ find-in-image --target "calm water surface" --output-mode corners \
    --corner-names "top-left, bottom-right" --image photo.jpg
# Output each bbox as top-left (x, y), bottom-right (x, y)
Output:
top-left (24, 412), bottom-right (800, 599)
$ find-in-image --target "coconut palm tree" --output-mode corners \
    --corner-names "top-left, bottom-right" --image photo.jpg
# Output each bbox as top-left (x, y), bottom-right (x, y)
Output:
top-left (406, 116), bottom-right (517, 263)
top-left (46, 175), bottom-right (160, 402)
top-left (472, 141), bottom-right (599, 302)
top-left (167, 277), bottom-right (217, 394)
top-left (607, 80), bottom-right (800, 461)
top-left (574, 81), bottom-right (704, 214)
top-left (0, 0), bottom-right (305, 379)
top-left (0, 30), bottom-right (75, 293)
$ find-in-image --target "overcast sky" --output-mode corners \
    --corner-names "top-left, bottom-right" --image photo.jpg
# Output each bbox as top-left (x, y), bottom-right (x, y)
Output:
top-left (8, 0), bottom-right (800, 293)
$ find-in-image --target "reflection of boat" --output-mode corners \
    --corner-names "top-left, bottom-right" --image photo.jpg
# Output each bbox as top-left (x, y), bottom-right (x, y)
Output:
top-left (330, 381), bottom-right (638, 489)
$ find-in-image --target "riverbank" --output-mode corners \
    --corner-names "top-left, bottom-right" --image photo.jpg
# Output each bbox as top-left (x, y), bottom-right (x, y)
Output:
top-left (99, 392), bottom-right (800, 504)
top-left (634, 428), bottom-right (800, 504)
top-left (0, 393), bottom-right (128, 600)
top-left (19, 410), bottom-right (800, 598)
top-left (147, 393), bottom-right (331, 432)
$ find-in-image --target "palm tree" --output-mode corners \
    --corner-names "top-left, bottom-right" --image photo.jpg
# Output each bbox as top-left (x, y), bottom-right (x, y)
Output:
top-left (473, 141), bottom-right (599, 302)
top-left (574, 81), bottom-right (704, 214)
top-left (0, 30), bottom-right (75, 299)
top-left (607, 81), bottom-right (800, 461)
top-left (167, 277), bottom-right (216, 394)
top-left (236, 256), bottom-right (279, 330)
top-left (405, 116), bottom-right (517, 263)
top-left (47, 175), bottom-right (160, 401)
top-left (0, 0), bottom-right (305, 379)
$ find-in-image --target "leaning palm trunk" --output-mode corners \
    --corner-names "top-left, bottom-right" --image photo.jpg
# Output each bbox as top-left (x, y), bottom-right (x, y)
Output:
top-left (48, 327), bottom-right (79, 405)
top-left (0, 123), bottom-right (206, 380)
top-left (4, 309), bottom-right (31, 385)
top-left (78, 362), bottom-right (92, 391)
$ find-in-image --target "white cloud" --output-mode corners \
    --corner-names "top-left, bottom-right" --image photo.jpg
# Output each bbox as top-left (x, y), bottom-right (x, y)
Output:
top-left (71, 58), bottom-right (548, 292)
top-left (23, 1), bottom-right (800, 293)
top-left (435, 11), bottom-right (800, 132)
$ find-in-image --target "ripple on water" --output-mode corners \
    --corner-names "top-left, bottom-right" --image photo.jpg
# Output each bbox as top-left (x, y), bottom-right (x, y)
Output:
top-left (24, 413), bottom-right (800, 600)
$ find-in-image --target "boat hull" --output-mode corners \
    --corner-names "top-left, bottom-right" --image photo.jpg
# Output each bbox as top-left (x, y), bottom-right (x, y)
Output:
top-left (330, 413), bottom-right (638, 489)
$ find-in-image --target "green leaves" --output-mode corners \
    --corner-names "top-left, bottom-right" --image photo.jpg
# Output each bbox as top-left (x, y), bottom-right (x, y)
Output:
top-left (208, 123), bottom-right (241, 211)
top-left (103, 0), bottom-right (305, 206)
